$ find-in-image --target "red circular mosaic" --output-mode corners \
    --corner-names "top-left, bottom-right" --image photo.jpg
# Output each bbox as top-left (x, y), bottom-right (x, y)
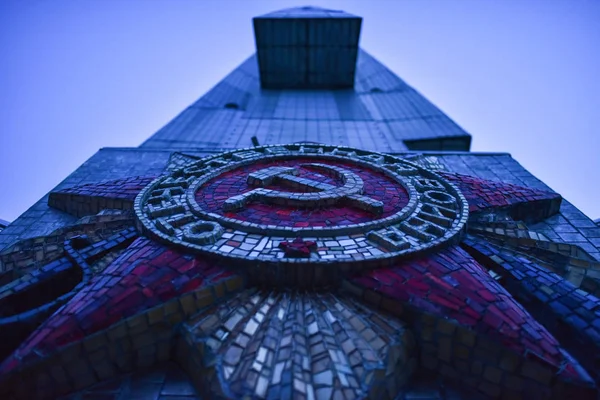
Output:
top-left (194, 158), bottom-right (410, 228)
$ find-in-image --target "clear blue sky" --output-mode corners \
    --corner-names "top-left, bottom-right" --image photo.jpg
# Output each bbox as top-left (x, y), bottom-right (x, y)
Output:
top-left (1, 0), bottom-right (599, 222)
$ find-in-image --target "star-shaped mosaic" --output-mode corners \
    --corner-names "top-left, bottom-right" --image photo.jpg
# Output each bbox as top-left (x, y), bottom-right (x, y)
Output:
top-left (0, 144), bottom-right (599, 399)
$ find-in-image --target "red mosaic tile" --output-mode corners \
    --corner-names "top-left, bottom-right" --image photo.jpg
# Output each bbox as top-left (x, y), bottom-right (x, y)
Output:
top-left (195, 158), bottom-right (409, 227)
top-left (53, 176), bottom-right (157, 201)
top-left (279, 237), bottom-right (317, 258)
top-left (48, 176), bottom-right (159, 217)
top-left (440, 172), bottom-right (562, 217)
top-left (349, 246), bottom-right (590, 385)
top-left (0, 237), bottom-right (239, 375)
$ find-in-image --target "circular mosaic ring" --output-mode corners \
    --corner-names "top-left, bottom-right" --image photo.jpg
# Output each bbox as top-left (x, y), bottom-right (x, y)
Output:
top-left (134, 144), bottom-right (469, 287)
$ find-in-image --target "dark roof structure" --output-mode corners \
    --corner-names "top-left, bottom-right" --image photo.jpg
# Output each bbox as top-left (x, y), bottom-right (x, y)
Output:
top-left (0, 6), bottom-right (599, 400)
top-left (253, 6), bottom-right (361, 89)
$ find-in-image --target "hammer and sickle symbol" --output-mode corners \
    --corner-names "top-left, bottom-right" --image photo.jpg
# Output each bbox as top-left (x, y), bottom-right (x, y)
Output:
top-left (223, 163), bottom-right (384, 215)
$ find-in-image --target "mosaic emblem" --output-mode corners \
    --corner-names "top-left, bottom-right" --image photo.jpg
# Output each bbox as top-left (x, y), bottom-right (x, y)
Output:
top-left (135, 144), bottom-right (469, 286)
top-left (5, 142), bottom-right (600, 400)
top-left (223, 164), bottom-right (384, 214)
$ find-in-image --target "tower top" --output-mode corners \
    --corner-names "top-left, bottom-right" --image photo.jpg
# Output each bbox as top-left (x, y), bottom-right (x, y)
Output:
top-left (255, 5), bottom-right (359, 19)
top-left (253, 6), bottom-right (362, 89)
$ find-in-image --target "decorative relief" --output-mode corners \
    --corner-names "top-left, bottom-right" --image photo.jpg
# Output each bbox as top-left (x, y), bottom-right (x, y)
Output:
top-left (178, 290), bottom-right (417, 399)
top-left (4, 142), bottom-right (599, 400)
top-left (134, 144), bottom-right (469, 282)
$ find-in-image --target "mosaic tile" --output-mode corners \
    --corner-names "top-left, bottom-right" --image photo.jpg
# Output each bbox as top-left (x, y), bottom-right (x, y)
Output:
top-left (440, 172), bottom-right (562, 221)
top-left (49, 176), bottom-right (158, 218)
top-left (0, 143), bottom-right (599, 399)
top-left (462, 235), bottom-right (600, 385)
top-left (345, 245), bottom-right (596, 398)
top-left (0, 237), bottom-right (245, 399)
top-left (60, 362), bottom-right (201, 400)
top-left (177, 290), bottom-right (416, 399)
top-left (467, 221), bottom-right (600, 293)
top-left (196, 158), bottom-right (409, 227)
top-left (0, 212), bottom-right (134, 278)
top-left (136, 145), bottom-right (469, 288)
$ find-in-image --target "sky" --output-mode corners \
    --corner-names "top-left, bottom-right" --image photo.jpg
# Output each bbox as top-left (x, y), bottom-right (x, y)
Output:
top-left (0, 0), bottom-right (599, 223)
